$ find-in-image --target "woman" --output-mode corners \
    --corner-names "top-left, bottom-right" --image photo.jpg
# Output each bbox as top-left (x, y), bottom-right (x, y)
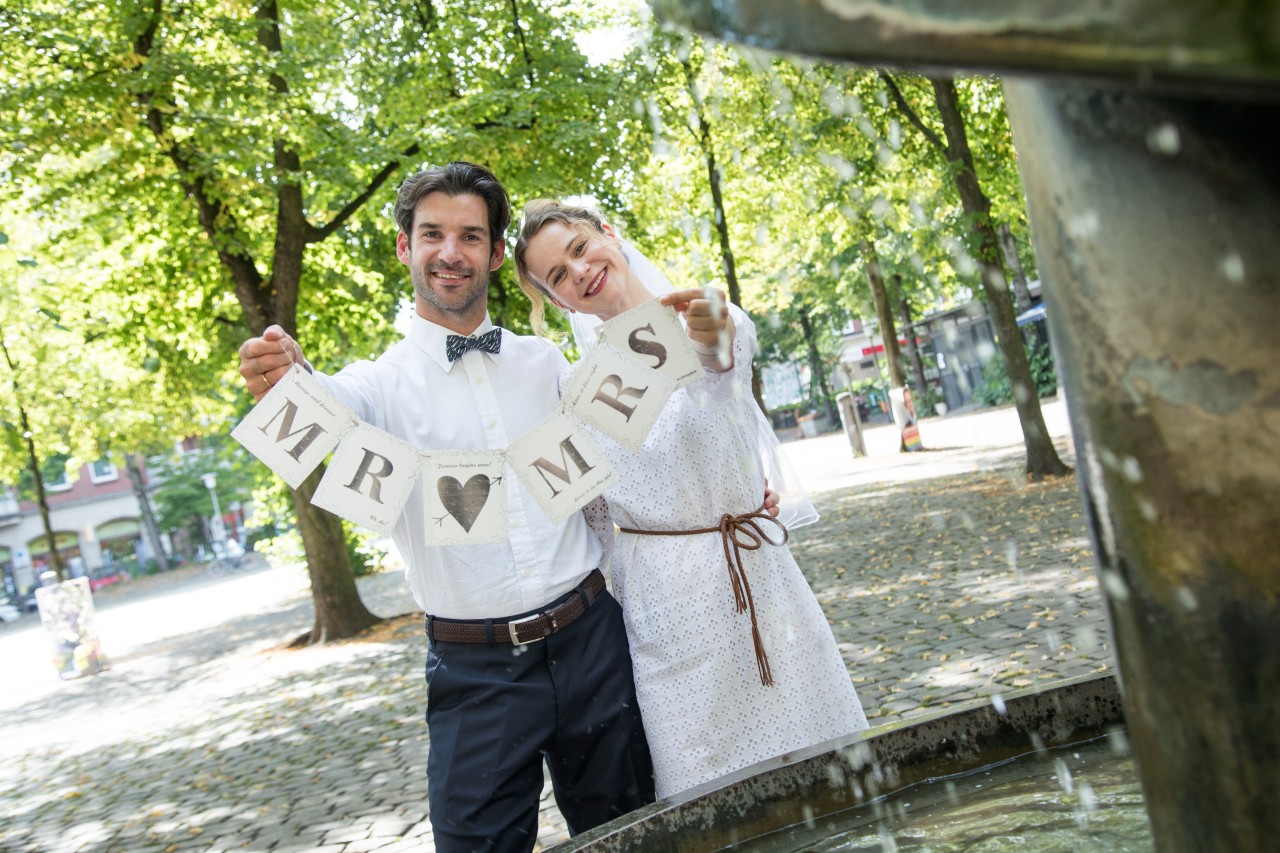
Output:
top-left (514, 199), bottom-right (868, 799)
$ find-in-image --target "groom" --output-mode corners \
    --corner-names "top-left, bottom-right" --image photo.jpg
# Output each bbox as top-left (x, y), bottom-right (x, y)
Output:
top-left (237, 161), bottom-right (654, 853)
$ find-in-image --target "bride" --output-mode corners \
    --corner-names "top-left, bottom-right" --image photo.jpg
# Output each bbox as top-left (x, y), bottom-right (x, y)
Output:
top-left (514, 199), bottom-right (868, 799)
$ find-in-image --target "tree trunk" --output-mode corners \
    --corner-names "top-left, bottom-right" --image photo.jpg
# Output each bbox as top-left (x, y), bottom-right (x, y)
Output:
top-left (863, 245), bottom-right (918, 451)
top-left (897, 286), bottom-right (929, 398)
top-left (125, 453), bottom-right (171, 573)
top-left (998, 223), bottom-right (1034, 313)
top-left (132, 0), bottom-right (378, 640)
top-left (0, 334), bottom-right (65, 582)
top-left (798, 306), bottom-right (837, 424)
top-left (681, 54), bottom-right (765, 413)
top-left (929, 76), bottom-right (1069, 480)
top-left (25, 429), bottom-right (65, 583)
top-left (291, 466), bottom-right (379, 644)
top-left (750, 369), bottom-right (768, 419)
top-left (863, 242), bottom-right (906, 389)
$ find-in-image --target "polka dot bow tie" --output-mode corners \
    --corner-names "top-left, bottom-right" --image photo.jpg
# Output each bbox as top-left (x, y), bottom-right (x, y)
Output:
top-left (445, 328), bottom-right (502, 362)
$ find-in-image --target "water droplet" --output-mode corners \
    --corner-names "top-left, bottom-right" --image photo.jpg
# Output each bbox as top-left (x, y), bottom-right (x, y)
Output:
top-left (1074, 625), bottom-right (1100, 653)
top-left (1107, 726), bottom-right (1130, 756)
top-left (1146, 122), bottom-right (1180, 155)
top-left (1221, 251), bottom-right (1245, 283)
top-left (1067, 211), bottom-right (1100, 240)
top-left (819, 152), bottom-right (855, 181)
top-left (1136, 496), bottom-right (1158, 522)
top-left (1078, 781), bottom-right (1097, 812)
top-left (1100, 569), bottom-right (1130, 601)
top-left (1121, 456), bottom-right (1142, 483)
top-left (1175, 586), bottom-right (1198, 611)
top-left (1054, 758), bottom-right (1075, 794)
top-left (843, 741), bottom-right (874, 770)
top-left (802, 803), bottom-right (816, 828)
top-left (991, 693), bottom-right (1007, 714)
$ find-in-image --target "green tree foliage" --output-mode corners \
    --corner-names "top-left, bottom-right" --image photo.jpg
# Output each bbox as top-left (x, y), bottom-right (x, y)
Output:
top-left (148, 439), bottom-right (256, 558)
top-left (1, 220), bottom-right (205, 579)
top-left (1, 0), bottom-right (645, 640)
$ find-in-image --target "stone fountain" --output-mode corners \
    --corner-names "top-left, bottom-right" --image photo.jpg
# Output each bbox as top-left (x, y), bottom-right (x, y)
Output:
top-left (562, 3), bottom-right (1280, 851)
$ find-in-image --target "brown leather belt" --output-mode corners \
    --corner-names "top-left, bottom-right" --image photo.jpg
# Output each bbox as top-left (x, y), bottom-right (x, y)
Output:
top-left (618, 505), bottom-right (787, 687)
top-left (425, 569), bottom-right (606, 645)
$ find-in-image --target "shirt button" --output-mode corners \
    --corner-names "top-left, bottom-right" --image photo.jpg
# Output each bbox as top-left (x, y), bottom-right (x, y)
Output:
top-left (487, 420), bottom-right (496, 428)
top-left (474, 376), bottom-right (484, 385)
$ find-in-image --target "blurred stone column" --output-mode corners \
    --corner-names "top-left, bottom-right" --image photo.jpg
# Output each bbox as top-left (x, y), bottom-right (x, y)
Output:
top-left (1005, 81), bottom-right (1280, 852)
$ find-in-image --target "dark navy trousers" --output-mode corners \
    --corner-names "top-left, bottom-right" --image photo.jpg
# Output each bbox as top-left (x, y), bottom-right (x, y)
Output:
top-left (425, 587), bottom-right (655, 853)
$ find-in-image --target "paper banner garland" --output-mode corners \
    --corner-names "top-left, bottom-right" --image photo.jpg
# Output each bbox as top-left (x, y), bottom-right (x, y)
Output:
top-left (232, 298), bottom-right (704, 546)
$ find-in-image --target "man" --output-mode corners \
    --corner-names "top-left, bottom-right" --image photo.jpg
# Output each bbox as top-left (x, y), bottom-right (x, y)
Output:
top-left (237, 162), bottom-right (654, 852)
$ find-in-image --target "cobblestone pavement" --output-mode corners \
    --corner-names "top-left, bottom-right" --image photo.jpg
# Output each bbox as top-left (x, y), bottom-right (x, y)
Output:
top-left (0, 405), bottom-right (1114, 853)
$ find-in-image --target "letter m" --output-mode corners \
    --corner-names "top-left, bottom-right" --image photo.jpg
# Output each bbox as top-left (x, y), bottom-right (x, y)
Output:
top-left (529, 436), bottom-right (595, 499)
top-left (257, 399), bottom-right (329, 462)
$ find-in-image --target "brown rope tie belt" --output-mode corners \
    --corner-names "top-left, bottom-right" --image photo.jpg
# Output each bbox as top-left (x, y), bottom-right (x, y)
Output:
top-left (618, 505), bottom-right (788, 687)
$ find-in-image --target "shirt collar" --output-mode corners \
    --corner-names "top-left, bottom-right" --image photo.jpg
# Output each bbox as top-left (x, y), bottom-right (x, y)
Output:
top-left (408, 312), bottom-right (498, 373)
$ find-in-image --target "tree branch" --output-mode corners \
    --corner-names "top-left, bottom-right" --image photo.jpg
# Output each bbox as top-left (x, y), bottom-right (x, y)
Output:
top-left (132, 0), bottom-right (267, 328)
top-left (307, 142), bottom-right (421, 242)
top-left (879, 71), bottom-right (946, 153)
top-left (412, 0), bottom-right (438, 33)
top-left (509, 0), bottom-right (536, 87)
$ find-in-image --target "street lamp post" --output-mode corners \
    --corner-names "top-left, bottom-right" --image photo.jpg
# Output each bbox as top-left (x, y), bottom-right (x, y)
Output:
top-left (200, 472), bottom-right (226, 550)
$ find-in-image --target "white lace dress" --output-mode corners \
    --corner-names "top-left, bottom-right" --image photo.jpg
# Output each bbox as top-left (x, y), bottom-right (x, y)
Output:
top-left (575, 306), bottom-right (868, 800)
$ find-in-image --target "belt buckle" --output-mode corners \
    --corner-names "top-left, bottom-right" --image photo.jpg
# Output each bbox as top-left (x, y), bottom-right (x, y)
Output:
top-left (508, 613), bottom-right (550, 645)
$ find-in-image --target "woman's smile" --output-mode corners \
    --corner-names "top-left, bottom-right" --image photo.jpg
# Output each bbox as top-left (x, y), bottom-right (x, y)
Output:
top-left (584, 268), bottom-right (606, 298)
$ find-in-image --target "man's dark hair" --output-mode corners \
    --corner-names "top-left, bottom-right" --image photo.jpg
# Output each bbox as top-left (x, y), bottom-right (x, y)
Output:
top-left (394, 161), bottom-right (512, 248)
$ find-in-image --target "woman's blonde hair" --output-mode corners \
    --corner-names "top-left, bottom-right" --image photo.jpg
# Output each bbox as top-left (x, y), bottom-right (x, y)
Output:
top-left (513, 199), bottom-right (608, 339)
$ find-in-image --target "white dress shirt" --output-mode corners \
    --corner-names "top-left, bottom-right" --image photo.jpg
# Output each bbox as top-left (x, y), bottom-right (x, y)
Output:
top-left (315, 313), bottom-right (603, 619)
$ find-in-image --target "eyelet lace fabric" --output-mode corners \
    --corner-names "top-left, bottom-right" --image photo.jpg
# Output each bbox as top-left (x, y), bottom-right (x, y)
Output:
top-left (566, 306), bottom-right (868, 799)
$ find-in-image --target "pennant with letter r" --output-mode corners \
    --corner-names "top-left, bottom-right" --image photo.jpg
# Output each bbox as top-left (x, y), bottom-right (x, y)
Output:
top-left (562, 343), bottom-right (676, 451)
top-left (311, 422), bottom-right (422, 535)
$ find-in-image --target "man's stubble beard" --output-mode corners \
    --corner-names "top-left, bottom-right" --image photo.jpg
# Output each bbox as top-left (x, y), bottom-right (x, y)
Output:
top-left (412, 263), bottom-right (491, 319)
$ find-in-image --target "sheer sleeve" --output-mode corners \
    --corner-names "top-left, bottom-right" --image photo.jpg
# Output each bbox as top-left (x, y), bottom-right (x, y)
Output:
top-left (683, 303), bottom-right (757, 411)
top-left (684, 306), bottom-right (820, 529)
